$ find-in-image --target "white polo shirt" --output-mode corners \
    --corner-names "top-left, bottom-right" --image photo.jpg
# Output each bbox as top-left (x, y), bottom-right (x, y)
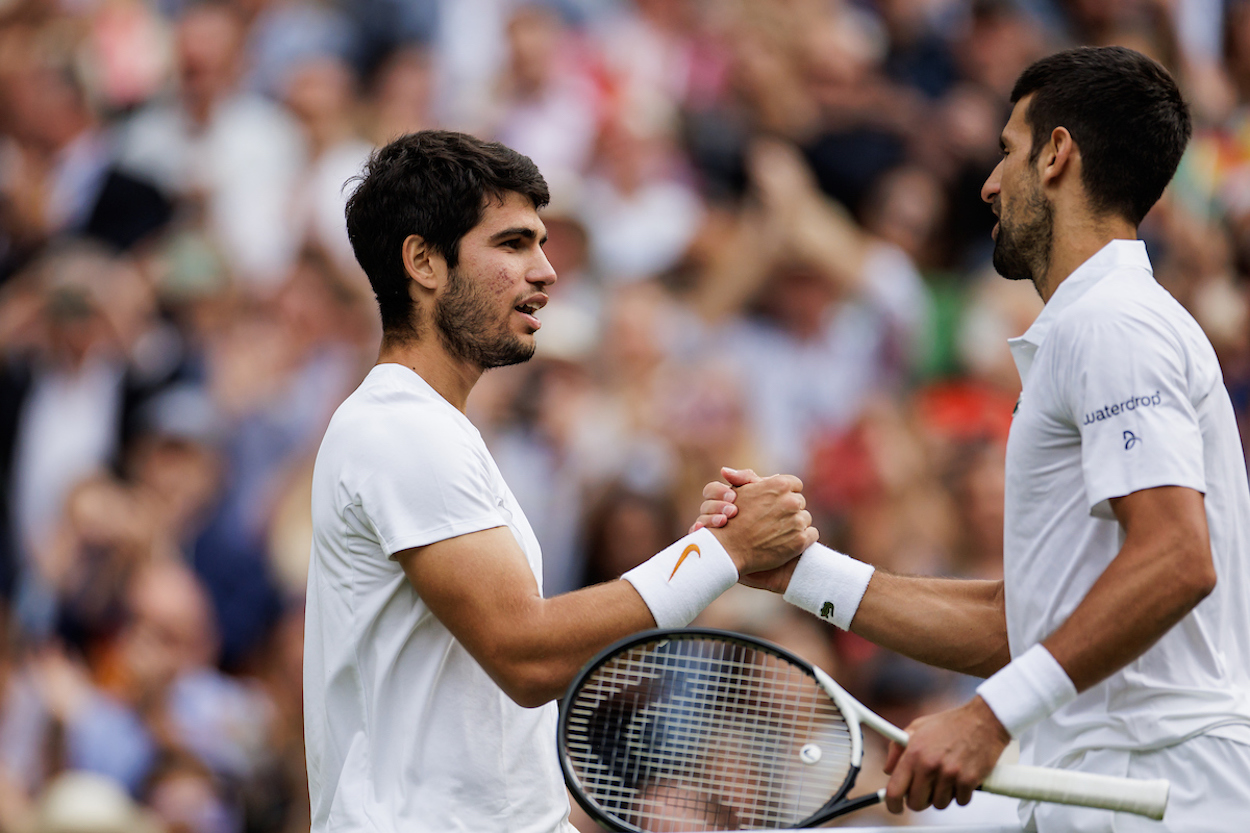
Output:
top-left (304, 364), bottom-right (573, 833)
top-left (1003, 240), bottom-right (1250, 771)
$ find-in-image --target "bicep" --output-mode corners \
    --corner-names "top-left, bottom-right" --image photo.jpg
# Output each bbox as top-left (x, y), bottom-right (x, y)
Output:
top-left (1109, 485), bottom-right (1212, 571)
top-left (396, 526), bottom-right (543, 667)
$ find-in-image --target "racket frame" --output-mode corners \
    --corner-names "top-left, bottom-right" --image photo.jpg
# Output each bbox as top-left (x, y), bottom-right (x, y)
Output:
top-left (558, 627), bottom-right (866, 831)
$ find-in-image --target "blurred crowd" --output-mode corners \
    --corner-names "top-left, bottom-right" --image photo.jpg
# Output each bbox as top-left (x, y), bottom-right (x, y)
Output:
top-left (0, 0), bottom-right (1247, 830)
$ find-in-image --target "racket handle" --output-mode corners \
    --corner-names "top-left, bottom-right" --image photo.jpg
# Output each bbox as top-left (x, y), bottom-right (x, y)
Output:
top-left (980, 763), bottom-right (1168, 820)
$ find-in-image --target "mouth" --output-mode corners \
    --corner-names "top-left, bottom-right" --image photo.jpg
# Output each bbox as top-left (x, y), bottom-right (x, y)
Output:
top-left (513, 296), bottom-right (547, 329)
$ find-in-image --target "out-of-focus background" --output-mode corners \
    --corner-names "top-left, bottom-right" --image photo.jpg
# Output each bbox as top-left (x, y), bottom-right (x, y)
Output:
top-left (0, 0), bottom-right (1246, 830)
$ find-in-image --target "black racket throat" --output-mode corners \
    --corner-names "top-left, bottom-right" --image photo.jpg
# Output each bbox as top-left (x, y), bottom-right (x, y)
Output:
top-left (558, 628), bottom-right (866, 832)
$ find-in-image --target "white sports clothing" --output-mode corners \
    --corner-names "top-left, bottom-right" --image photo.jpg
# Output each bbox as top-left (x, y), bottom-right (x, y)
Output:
top-left (304, 364), bottom-right (573, 833)
top-left (1003, 240), bottom-right (1250, 829)
top-left (1026, 734), bottom-right (1250, 832)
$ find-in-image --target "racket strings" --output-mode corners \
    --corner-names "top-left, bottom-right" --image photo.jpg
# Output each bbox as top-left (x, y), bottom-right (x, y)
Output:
top-left (565, 636), bottom-right (854, 831)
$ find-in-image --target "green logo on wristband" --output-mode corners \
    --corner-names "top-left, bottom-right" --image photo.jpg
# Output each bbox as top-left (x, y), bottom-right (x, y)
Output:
top-left (820, 601), bottom-right (835, 620)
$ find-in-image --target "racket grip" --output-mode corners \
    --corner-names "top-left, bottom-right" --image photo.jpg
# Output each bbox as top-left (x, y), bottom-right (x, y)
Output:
top-left (980, 763), bottom-right (1168, 820)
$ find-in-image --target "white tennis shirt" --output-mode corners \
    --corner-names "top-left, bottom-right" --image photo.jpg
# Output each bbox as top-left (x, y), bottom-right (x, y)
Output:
top-left (304, 364), bottom-right (573, 833)
top-left (1003, 240), bottom-right (1250, 771)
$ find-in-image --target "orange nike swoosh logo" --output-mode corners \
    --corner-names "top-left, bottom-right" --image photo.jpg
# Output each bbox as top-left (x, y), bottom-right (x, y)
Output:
top-left (669, 544), bottom-right (701, 580)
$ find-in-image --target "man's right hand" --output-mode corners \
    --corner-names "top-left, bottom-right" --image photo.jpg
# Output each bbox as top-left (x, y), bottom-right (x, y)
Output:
top-left (703, 468), bottom-right (816, 576)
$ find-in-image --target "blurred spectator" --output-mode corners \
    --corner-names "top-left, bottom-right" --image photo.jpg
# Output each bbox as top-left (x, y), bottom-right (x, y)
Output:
top-left (363, 45), bottom-right (437, 147)
top-left (143, 751), bottom-right (236, 833)
top-left (117, 3), bottom-right (306, 288)
top-left (237, 0), bottom-right (359, 100)
top-left (45, 475), bottom-right (174, 657)
top-left (0, 635), bottom-right (153, 798)
top-left (880, 0), bottom-right (961, 100)
top-left (592, 0), bottom-right (712, 135)
top-left (579, 118), bottom-right (704, 284)
top-left (0, 23), bottom-right (173, 281)
top-left (579, 481), bottom-right (682, 587)
top-left (0, 246), bottom-right (181, 631)
top-left (96, 560), bottom-right (274, 802)
top-left (281, 55), bottom-right (373, 285)
top-left (704, 140), bottom-right (931, 476)
top-left (489, 4), bottom-right (600, 198)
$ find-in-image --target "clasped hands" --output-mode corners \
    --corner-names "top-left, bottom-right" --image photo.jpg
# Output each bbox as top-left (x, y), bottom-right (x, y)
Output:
top-left (691, 466), bottom-right (814, 582)
top-left (691, 466), bottom-right (807, 593)
top-left (689, 465), bottom-right (1010, 815)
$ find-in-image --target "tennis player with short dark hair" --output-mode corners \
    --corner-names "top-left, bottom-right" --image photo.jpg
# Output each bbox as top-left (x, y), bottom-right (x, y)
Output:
top-left (302, 130), bottom-right (818, 833)
top-left (700, 46), bottom-right (1250, 831)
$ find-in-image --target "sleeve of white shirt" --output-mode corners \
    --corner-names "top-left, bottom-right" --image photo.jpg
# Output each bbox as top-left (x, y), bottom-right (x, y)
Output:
top-left (1064, 311), bottom-right (1206, 520)
top-left (357, 413), bottom-right (507, 558)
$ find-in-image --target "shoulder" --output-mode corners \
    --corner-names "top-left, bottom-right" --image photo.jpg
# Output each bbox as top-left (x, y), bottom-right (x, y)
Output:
top-left (344, 380), bottom-right (477, 445)
top-left (320, 371), bottom-right (487, 474)
top-left (1056, 272), bottom-right (1197, 352)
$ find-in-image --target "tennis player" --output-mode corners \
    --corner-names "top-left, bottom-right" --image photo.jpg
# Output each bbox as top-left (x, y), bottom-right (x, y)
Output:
top-left (698, 47), bottom-right (1250, 831)
top-left (302, 131), bottom-right (818, 833)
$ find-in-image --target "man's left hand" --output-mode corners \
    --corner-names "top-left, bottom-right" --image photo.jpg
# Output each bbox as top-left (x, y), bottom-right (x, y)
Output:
top-left (883, 695), bottom-right (1010, 813)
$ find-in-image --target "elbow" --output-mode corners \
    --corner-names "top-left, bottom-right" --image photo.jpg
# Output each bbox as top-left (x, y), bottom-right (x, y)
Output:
top-left (488, 654), bottom-right (565, 709)
top-left (502, 675), bottom-right (556, 709)
top-left (1175, 545), bottom-right (1217, 611)
top-left (1186, 559), bottom-right (1217, 606)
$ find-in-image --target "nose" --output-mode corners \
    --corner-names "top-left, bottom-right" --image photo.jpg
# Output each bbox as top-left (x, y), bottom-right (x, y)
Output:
top-left (981, 160), bottom-right (1002, 206)
top-left (529, 246), bottom-right (557, 289)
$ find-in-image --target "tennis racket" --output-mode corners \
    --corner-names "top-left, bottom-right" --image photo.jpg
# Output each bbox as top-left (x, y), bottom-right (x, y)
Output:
top-left (558, 629), bottom-right (1169, 831)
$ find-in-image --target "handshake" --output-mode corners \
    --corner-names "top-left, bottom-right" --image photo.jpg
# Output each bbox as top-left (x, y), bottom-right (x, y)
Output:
top-left (688, 466), bottom-right (818, 595)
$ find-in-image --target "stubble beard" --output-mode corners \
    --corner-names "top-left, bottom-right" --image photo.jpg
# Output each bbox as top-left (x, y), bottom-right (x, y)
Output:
top-left (992, 179), bottom-right (1054, 298)
top-left (435, 265), bottom-right (536, 369)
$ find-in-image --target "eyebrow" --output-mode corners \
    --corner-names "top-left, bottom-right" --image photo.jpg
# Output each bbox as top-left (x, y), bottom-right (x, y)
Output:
top-left (489, 226), bottom-right (548, 245)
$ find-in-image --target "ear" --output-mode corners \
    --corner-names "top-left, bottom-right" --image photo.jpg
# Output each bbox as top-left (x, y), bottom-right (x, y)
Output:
top-left (1039, 126), bottom-right (1077, 188)
top-left (401, 234), bottom-right (442, 291)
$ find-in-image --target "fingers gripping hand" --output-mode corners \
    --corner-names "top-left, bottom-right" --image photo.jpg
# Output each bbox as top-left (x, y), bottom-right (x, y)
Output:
top-left (882, 697), bottom-right (1011, 814)
top-left (689, 468), bottom-right (762, 532)
top-left (711, 473), bottom-right (817, 574)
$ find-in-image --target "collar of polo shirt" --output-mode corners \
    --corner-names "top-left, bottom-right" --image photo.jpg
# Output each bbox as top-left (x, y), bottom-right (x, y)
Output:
top-left (1007, 239), bottom-right (1153, 384)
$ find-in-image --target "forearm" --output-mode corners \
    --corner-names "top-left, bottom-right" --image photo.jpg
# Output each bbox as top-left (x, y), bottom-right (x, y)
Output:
top-left (489, 580), bottom-right (657, 707)
top-left (491, 525), bottom-right (750, 705)
top-left (851, 572), bottom-right (1010, 678)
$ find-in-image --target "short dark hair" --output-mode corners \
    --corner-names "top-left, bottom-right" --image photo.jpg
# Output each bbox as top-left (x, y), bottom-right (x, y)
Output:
top-left (344, 131), bottom-right (550, 340)
top-left (1011, 46), bottom-right (1191, 225)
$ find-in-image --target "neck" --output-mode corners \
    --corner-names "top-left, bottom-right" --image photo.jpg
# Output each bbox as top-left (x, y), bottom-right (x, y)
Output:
top-left (1036, 212), bottom-right (1138, 303)
top-left (377, 338), bottom-right (482, 413)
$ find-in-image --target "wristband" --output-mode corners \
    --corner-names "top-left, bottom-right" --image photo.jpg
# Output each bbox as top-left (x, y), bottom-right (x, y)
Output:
top-left (782, 543), bottom-right (875, 631)
top-left (976, 643), bottom-right (1078, 738)
top-left (622, 528), bottom-right (739, 629)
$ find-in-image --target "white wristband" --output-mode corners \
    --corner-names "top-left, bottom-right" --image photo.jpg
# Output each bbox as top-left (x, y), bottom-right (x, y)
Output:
top-left (782, 542), bottom-right (875, 631)
top-left (622, 528), bottom-right (739, 629)
top-left (976, 644), bottom-right (1078, 738)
